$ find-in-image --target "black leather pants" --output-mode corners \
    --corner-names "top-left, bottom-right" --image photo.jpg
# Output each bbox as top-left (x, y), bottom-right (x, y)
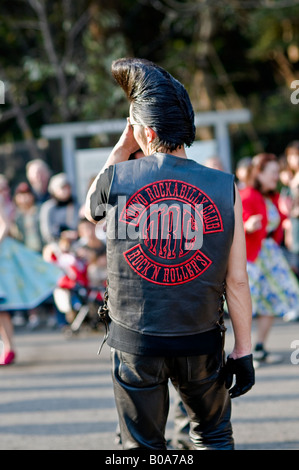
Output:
top-left (111, 348), bottom-right (234, 450)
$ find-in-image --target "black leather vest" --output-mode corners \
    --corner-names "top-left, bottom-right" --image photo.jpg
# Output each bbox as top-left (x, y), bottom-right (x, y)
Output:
top-left (105, 153), bottom-right (235, 337)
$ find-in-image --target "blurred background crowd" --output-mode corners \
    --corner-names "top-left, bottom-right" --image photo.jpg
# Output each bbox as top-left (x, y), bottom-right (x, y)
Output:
top-left (0, 137), bottom-right (299, 335)
top-left (0, 0), bottom-right (299, 366)
top-left (0, 158), bottom-right (107, 331)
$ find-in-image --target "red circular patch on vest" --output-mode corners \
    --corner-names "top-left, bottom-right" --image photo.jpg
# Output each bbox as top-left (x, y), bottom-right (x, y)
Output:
top-left (120, 179), bottom-right (223, 285)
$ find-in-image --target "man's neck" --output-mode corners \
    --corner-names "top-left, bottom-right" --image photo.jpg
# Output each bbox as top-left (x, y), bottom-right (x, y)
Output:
top-left (157, 146), bottom-right (187, 159)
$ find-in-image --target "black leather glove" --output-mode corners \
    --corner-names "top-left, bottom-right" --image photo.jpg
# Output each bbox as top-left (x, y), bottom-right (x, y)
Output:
top-left (224, 354), bottom-right (255, 399)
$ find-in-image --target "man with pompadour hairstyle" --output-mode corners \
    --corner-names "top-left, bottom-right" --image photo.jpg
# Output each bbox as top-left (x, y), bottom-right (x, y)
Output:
top-left (86, 57), bottom-right (254, 450)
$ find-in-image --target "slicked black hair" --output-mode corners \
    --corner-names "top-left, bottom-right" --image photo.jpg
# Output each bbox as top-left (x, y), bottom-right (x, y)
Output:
top-left (111, 58), bottom-right (195, 152)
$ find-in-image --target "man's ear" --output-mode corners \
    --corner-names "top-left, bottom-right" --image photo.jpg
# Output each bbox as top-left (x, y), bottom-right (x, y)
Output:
top-left (144, 126), bottom-right (157, 144)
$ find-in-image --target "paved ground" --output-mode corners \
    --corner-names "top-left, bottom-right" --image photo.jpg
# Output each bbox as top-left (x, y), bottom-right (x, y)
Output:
top-left (0, 317), bottom-right (299, 450)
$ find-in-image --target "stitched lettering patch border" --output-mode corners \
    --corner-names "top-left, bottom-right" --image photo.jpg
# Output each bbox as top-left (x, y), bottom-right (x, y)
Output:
top-left (124, 244), bottom-right (212, 286)
top-left (121, 179), bottom-right (223, 285)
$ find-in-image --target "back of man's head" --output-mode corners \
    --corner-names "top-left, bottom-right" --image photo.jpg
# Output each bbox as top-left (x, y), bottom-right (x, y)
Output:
top-left (111, 58), bottom-right (195, 152)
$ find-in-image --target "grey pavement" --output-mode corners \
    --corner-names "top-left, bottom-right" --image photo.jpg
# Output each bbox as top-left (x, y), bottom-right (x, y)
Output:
top-left (0, 317), bottom-right (299, 450)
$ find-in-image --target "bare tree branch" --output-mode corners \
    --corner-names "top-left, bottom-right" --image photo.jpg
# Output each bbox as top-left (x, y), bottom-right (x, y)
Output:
top-left (62, 9), bottom-right (92, 67)
top-left (0, 102), bottom-right (42, 123)
top-left (0, 68), bottom-right (40, 159)
top-left (27, 0), bottom-right (70, 120)
top-left (151, 0), bottom-right (299, 13)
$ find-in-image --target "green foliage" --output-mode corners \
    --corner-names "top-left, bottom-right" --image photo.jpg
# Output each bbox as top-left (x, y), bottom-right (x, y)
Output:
top-left (0, 0), bottom-right (298, 157)
top-left (245, 6), bottom-right (299, 59)
top-left (82, 12), bottom-right (129, 119)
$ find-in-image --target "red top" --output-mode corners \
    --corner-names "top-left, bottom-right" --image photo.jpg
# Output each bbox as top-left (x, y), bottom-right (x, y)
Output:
top-left (239, 186), bottom-right (285, 262)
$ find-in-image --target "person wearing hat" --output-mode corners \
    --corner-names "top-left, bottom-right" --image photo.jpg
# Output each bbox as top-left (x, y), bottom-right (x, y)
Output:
top-left (39, 173), bottom-right (80, 245)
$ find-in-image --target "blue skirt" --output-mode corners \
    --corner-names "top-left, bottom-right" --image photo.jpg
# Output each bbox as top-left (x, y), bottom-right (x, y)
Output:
top-left (0, 237), bottom-right (62, 311)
